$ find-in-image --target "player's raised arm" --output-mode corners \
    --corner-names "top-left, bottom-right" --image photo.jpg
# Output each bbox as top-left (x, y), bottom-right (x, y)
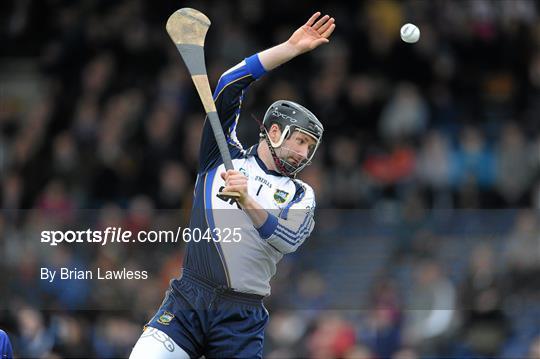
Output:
top-left (199, 56), bottom-right (266, 172)
top-left (258, 11), bottom-right (335, 71)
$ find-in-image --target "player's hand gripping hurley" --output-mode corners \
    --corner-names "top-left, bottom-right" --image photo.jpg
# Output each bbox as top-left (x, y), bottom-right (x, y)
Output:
top-left (166, 8), bottom-right (240, 199)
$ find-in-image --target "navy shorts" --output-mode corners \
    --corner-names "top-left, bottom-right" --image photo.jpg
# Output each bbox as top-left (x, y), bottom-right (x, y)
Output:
top-left (146, 269), bottom-right (269, 358)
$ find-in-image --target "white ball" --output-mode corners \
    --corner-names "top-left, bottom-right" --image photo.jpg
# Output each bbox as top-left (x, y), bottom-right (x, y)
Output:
top-left (400, 23), bottom-right (420, 43)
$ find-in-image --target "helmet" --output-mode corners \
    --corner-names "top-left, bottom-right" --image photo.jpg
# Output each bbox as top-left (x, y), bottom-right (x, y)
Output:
top-left (260, 100), bottom-right (324, 176)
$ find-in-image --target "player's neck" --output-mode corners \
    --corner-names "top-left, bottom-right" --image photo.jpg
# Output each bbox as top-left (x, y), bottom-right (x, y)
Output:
top-left (257, 142), bottom-right (279, 172)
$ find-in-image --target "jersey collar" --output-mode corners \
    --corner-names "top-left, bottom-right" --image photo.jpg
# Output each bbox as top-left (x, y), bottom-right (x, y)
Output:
top-left (245, 144), bottom-right (283, 177)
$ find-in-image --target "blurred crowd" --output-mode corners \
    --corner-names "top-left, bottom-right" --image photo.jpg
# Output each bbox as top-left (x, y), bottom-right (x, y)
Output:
top-left (1, 0), bottom-right (540, 357)
top-left (261, 207), bottom-right (540, 358)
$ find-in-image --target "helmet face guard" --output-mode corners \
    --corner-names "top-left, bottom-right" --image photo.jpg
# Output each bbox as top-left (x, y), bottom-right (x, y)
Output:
top-left (261, 100), bottom-right (324, 177)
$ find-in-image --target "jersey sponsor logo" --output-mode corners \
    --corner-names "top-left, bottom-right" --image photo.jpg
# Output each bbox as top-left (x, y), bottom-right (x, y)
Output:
top-left (157, 311), bottom-right (175, 325)
top-left (273, 189), bottom-right (289, 204)
top-left (255, 175), bottom-right (272, 188)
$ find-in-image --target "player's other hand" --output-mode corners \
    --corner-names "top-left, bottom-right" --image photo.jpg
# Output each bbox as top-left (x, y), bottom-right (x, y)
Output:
top-left (287, 11), bottom-right (335, 54)
top-left (221, 170), bottom-right (249, 203)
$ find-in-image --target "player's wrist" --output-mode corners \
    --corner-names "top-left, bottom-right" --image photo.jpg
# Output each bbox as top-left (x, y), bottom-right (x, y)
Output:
top-left (237, 193), bottom-right (253, 208)
top-left (282, 40), bottom-right (303, 57)
top-left (239, 196), bottom-right (269, 229)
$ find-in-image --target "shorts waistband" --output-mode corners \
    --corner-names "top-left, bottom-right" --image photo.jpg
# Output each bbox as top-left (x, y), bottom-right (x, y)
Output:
top-left (179, 269), bottom-right (265, 304)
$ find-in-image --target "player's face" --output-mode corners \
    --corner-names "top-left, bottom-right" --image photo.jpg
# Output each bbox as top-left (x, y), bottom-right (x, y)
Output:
top-left (280, 131), bottom-right (317, 166)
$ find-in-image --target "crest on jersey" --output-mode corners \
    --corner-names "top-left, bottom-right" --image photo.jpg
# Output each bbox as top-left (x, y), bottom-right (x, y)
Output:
top-left (157, 311), bottom-right (174, 325)
top-left (273, 189), bottom-right (289, 204)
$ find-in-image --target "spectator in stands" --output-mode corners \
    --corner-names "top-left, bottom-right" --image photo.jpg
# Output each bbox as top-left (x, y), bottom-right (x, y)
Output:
top-left (306, 312), bottom-right (356, 359)
top-left (356, 278), bottom-right (402, 358)
top-left (327, 135), bottom-right (371, 208)
top-left (403, 260), bottom-right (457, 355)
top-left (451, 125), bottom-right (496, 208)
top-left (15, 307), bottom-right (53, 357)
top-left (504, 209), bottom-right (540, 294)
top-left (379, 82), bottom-right (429, 142)
top-left (494, 122), bottom-right (535, 207)
top-left (416, 130), bottom-right (453, 207)
top-left (458, 243), bottom-right (510, 356)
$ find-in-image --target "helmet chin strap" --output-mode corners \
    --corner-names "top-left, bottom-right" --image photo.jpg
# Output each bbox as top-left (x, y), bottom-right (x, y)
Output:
top-left (262, 127), bottom-right (293, 176)
top-left (251, 114), bottom-right (294, 176)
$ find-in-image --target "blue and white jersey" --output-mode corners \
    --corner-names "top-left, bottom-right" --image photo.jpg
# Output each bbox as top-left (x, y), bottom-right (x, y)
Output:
top-left (184, 54), bottom-right (316, 296)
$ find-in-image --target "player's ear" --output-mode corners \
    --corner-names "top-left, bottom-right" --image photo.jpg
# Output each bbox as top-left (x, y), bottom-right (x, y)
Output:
top-left (269, 123), bottom-right (281, 141)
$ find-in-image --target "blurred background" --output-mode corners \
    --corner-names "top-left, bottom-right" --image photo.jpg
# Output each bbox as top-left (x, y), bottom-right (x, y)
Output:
top-left (1, 0), bottom-right (540, 357)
